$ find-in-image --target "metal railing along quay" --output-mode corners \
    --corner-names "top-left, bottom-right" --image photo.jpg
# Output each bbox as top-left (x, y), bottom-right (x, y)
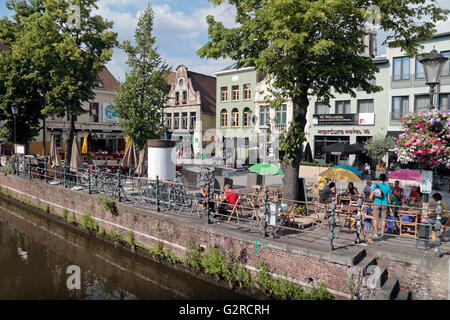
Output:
top-left (0, 155), bottom-right (448, 257)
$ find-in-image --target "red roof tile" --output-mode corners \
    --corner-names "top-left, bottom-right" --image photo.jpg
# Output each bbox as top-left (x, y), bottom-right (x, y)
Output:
top-left (98, 68), bottom-right (118, 91)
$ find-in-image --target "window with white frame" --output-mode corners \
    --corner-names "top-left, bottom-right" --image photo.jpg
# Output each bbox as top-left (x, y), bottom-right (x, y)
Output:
top-left (441, 51), bottom-right (450, 77)
top-left (276, 104), bottom-right (287, 124)
top-left (259, 105), bottom-right (270, 125)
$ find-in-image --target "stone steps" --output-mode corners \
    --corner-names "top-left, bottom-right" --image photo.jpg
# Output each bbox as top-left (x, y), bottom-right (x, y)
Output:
top-left (351, 250), bottom-right (412, 300)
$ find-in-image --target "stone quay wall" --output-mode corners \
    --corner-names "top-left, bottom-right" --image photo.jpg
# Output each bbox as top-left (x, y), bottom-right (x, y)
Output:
top-left (0, 174), bottom-right (448, 300)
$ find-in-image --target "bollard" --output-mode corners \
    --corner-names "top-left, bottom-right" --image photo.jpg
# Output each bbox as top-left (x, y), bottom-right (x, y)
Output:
top-left (63, 162), bottom-right (67, 188)
top-left (355, 194), bottom-right (363, 244)
top-left (434, 201), bottom-right (443, 257)
top-left (156, 175), bottom-right (160, 212)
top-left (116, 171), bottom-right (121, 202)
top-left (44, 157), bottom-right (48, 182)
top-left (12, 157), bottom-right (16, 175)
top-left (206, 183), bottom-right (211, 224)
top-left (88, 167), bottom-right (91, 194)
top-left (28, 158), bottom-right (32, 179)
top-left (329, 197), bottom-right (336, 251)
top-left (261, 187), bottom-right (268, 237)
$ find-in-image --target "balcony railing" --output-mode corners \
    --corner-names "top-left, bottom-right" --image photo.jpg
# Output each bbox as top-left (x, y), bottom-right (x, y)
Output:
top-left (274, 124), bottom-right (287, 132)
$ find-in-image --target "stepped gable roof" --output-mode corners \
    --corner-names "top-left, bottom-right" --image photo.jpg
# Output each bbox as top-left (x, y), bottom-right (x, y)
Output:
top-left (187, 70), bottom-right (216, 114)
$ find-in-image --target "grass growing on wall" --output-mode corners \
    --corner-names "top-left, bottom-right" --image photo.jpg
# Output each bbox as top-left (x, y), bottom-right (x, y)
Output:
top-left (100, 197), bottom-right (116, 213)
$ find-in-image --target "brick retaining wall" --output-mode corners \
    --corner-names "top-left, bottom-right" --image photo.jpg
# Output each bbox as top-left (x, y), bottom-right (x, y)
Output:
top-left (1, 174), bottom-right (448, 299)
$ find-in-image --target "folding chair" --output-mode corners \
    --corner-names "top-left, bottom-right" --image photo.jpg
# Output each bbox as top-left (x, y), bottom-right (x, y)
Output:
top-left (398, 209), bottom-right (419, 238)
top-left (189, 199), bottom-right (205, 217)
top-left (227, 196), bottom-right (243, 223)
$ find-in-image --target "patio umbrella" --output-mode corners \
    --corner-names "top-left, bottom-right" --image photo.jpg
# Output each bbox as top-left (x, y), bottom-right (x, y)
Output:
top-left (81, 136), bottom-right (88, 154)
top-left (122, 138), bottom-right (138, 169)
top-left (70, 138), bottom-right (83, 172)
top-left (387, 169), bottom-right (421, 181)
top-left (125, 136), bottom-right (130, 152)
top-left (322, 143), bottom-right (364, 154)
top-left (303, 142), bottom-right (313, 162)
top-left (249, 163), bottom-right (284, 175)
top-left (249, 163), bottom-right (284, 186)
top-left (49, 134), bottom-right (61, 168)
top-left (332, 164), bottom-right (362, 176)
top-left (135, 143), bottom-right (147, 177)
top-left (387, 169), bottom-right (422, 187)
top-left (319, 168), bottom-right (361, 182)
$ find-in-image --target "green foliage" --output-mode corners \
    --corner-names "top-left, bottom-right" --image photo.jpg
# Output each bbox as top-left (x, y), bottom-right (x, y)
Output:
top-left (184, 238), bottom-right (203, 270)
top-left (279, 122), bottom-right (305, 165)
top-left (109, 230), bottom-right (123, 243)
top-left (62, 208), bottom-right (68, 219)
top-left (100, 197), bottom-right (116, 213)
top-left (80, 213), bottom-right (99, 233)
top-left (295, 205), bottom-right (308, 216)
top-left (299, 161), bottom-right (329, 168)
top-left (98, 227), bottom-right (106, 237)
top-left (42, 203), bottom-right (50, 213)
top-left (67, 212), bottom-right (76, 225)
top-left (256, 261), bottom-right (333, 300)
top-left (201, 245), bottom-right (234, 282)
top-left (364, 134), bottom-right (396, 161)
top-left (197, 0), bottom-right (448, 199)
top-left (125, 231), bottom-right (135, 250)
top-left (113, 4), bottom-right (170, 150)
top-left (0, 0), bottom-right (117, 163)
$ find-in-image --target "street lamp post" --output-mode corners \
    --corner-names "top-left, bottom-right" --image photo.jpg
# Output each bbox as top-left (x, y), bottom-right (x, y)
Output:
top-left (419, 49), bottom-right (449, 110)
top-left (11, 103), bottom-right (19, 154)
top-left (416, 50), bottom-right (448, 250)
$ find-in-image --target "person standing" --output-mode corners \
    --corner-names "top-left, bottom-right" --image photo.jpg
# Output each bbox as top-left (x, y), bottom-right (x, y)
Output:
top-left (369, 174), bottom-right (392, 238)
top-left (363, 181), bottom-right (373, 200)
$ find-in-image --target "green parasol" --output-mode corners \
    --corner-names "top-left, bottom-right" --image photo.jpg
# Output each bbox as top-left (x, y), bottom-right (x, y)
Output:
top-left (249, 163), bottom-right (284, 175)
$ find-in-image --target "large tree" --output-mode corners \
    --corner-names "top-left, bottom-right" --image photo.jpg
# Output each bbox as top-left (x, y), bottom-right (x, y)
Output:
top-left (0, 0), bottom-right (117, 164)
top-left (113, 4), bottom-right (171, 150)
top-left (197, 0), bottom-right (448, 200)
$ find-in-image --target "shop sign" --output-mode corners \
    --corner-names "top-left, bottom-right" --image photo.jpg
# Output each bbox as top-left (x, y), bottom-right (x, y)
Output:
top-left (313, 114), bottom-right (358, 125)
top-left (317, 129), bottom-right (370, 135)
top-left (420, 171), bottom-right (433, 194)
top-left (103, 103), bottom-right (118, 123)
top-left (359, 113), bottom-right (375, 125)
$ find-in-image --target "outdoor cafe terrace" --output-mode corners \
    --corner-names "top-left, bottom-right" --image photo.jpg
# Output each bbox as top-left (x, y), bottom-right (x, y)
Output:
top-left (1, 154), bottom-right (449, 261)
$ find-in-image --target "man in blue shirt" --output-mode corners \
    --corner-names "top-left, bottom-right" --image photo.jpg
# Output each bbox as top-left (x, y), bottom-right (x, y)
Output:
top-left (369, 174), bottom-right (392, 238)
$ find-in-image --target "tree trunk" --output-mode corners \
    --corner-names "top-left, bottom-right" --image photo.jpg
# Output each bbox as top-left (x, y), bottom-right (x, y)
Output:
top-left (64, 109), bottom-right (76, 166)
top-left (281, 92), bottom-right (309, 201)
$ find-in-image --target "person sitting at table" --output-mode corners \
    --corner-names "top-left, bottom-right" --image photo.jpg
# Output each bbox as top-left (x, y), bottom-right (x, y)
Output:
top-left (409, 186), bottom-right (419, 201)
top-left (219, 185), bottom-right (239, 214)
top-left (392, 180), bottom-right (404, 201)
top-left (345, 182), bottom-right (359, 196)
top-left (197, 188), bottom-right (207, 206)
top-left (320, 182), bottom-right (336, 204)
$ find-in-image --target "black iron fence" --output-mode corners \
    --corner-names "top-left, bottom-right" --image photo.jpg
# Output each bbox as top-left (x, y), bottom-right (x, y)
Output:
top-left (0, 155), bottom-right (447, 256)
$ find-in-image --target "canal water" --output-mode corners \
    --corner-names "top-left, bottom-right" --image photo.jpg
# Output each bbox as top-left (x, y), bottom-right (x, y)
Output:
top-left (0, 198), bottom-right (248, 300)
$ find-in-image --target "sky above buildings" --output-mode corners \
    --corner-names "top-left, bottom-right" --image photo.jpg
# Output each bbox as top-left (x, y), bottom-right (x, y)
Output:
top-left (1, 0), bottom-right (450, 82)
